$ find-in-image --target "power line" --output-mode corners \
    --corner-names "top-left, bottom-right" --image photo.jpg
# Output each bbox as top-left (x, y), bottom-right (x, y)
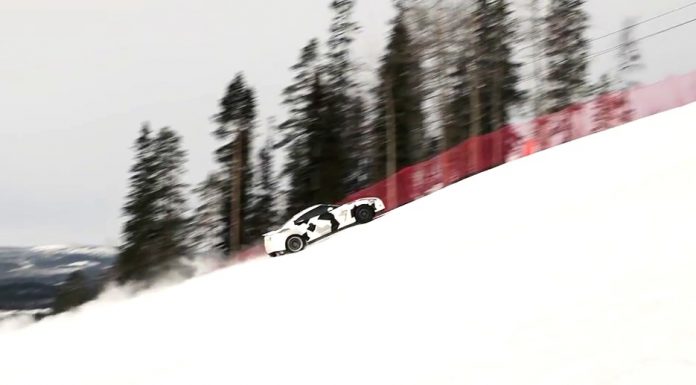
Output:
top-left (423, 14), bottom-right (696, 99)
top-left (519, 0), bottom-right (696, 53)
top-left (522, 14), bottom-right (696, 72)
top-left (587, 16), bottom-right (696, 61)
top-left (591, 0), bottom-right (696, 42)
top-left (418, 1), bottom-right (696, 102)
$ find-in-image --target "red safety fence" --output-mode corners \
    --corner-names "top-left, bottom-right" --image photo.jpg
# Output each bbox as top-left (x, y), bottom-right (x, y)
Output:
top-left (512, 71), bottom-right (696, 156)
top-left (339, 128), bottom-right (518, 211)
top-left (230, 70), bottom-right (696, 263)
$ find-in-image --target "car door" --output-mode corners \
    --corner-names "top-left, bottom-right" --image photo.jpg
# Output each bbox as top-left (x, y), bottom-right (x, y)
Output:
top-left (328, 204), bottom-right (352, 227)
top-left (305, 205), bottom-right (335, 241)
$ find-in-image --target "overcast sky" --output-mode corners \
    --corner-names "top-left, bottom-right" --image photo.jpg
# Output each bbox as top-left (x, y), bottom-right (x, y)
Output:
top-left (1, 0), bottom-right (695, 247)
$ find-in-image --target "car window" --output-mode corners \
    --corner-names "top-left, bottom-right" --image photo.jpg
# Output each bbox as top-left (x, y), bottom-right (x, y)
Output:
top-left (295, 205), bottom-right (333, 224)
top-left (295, 209), bottom-right (315, 224)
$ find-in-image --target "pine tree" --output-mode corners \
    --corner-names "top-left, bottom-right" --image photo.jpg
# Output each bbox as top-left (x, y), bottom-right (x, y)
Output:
top-left (445, 2), bottom-right (485, 147)
top-left (52, 271), bottom-right (98, 314)
top-left (326, 0), bottom-right (359, 94)
top-left (591, 74), bottom-right (615, 133)
top-left (403, 0), bottom-right (445, 148)
top-left (466, 3), bottom-right (484, 141)
top-left (257, 139), bottom-right (277, 224)
top-left (116, 124), bottom-right (189, 283)
top-left (515, 0), bottom-right (550, 151)
top-left (391, 1), bottom-right (472, 156)
top-left (279, 40), bottom-right (321, 216)
top-left (591, 71), bottom-right (634, 133)
top-left (325, 0), bottom-right (364, 195)
top-left (279, 36), bottom-right (349, 213)
top-left (372, 3), bottom-right (425, 182)
top-left (151, 127), bottom-right (190, 262)
top-left (213, 73), bottom-right (257, 254)
top-left (116, 124), bottom-right (158, 283)
top-left (279, 39), bottom-right (320, 146)
top-left (544, 0), bottom-right (590, 113)
top-left (449, 0), bottom-right (524, 138)
top-left (191, 173), bottom-right (224, 253)
top-left (245, 132), bottom-right (278, 236)
top-left (344, 94), bottom-right (372, 190)
top-left (614, 17), bottom-right (642, 123)
top-left (481, 0), bottom-right (525, 133)
top-left (304, 72), bottom-right (337, 204)
top-left (616, 17), bottom-right (642, 90)
top-left (447, 51), bottom-right (474, 148)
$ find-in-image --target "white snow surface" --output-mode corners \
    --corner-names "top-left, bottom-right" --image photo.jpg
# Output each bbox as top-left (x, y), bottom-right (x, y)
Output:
top-left (2, 102), bottom-right (696, 385)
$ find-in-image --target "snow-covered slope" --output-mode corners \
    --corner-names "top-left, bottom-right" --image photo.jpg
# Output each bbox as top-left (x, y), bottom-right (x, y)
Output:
top-left (2, 102), bottom-right (696, 385)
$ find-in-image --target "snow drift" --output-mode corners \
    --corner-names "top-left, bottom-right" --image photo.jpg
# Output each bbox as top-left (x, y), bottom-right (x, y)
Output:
top-left (2, 102), bottom-right (696, 385)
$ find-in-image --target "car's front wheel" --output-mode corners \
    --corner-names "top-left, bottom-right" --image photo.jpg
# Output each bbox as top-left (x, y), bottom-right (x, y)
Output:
top-left (354, 205), bottom-right (375, 224)
top-left (285, 235), bottom-right (306, 253)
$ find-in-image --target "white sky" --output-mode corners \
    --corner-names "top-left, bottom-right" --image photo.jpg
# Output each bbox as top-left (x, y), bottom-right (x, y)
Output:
top-left (1, 0), bottom-right (695, 247)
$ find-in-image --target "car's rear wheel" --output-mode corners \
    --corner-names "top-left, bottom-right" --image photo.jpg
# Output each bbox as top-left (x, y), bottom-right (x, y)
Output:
top-left (285, 235), bottom-right (306, 253)
top-left (354, 205), bottom-right (375, 224)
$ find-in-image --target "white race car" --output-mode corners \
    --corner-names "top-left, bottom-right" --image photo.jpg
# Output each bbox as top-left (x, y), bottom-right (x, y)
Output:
top-left (263, 197), bottom-right (385, 257)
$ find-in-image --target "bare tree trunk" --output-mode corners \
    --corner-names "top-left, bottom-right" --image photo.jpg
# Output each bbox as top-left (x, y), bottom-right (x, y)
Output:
top-left (491, 60), bottom-right (504, 165)
top-left (529, 0), bottom-right (544, 116)
top-left (433, 1), bottom-right (449, 150)
top-left (385, 76), bottom-right (398, 210)
top-left (485, 1), bottom-right (510, 166)
top-left (469, 66), bottom-right (482, 173)
top-left (491, 66), bottom-right (503, 132)
top-left (433, 1), bottom-right (452, 185)
top-left (230, 130), bottom-right (243, 255)
top-left (405, 1), bottom-right (452, 184)
top-left (468, 11), bottom-right (482, 174)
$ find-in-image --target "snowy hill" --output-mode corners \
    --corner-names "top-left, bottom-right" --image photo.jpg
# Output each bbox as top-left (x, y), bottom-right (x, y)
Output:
top-left (2, 102), bottom-right (696, 385)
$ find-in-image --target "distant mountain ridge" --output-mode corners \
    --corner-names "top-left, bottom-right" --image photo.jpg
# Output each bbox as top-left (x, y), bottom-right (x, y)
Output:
top-left (0, 245), bottom-right (117, 310)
